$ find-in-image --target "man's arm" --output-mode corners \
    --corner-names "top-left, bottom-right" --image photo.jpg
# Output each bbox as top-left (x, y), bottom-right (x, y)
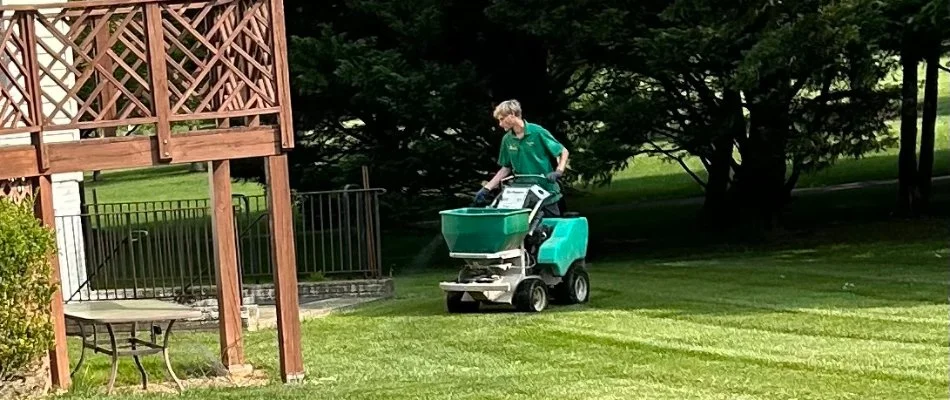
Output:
top-left (484, 167), bottom-right (511, 190)
top-left (555, 147), bottom-right (569, 174)
top-left (538, 126), bottom-right (569, 175)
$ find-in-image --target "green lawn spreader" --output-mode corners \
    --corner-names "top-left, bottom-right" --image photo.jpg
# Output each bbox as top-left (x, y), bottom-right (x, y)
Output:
top-left (438, 175), bottom-right (590, 313)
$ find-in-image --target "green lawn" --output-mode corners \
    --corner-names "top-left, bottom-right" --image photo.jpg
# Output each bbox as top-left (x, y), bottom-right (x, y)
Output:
top-left (61, 174), bottom-right (950, 399)
top-left (58, 161), bottom-right (950, 400)
top-left (53, 56), bottom-right (950, 400)
top-left (60, 216), bottom-right (948, 399)
top-left (83, 166), bottom-right (265, 204)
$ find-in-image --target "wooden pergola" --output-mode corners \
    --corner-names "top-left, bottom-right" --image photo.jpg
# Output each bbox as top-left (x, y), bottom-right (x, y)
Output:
top-left (0, 0), bottom-right (303, 389)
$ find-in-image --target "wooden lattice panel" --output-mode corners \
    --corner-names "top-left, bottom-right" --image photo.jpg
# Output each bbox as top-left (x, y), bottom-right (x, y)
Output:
top-left (33, 6), bottom-right (154, 128)
top-left (0, 177), bottom-right (33, 204)
top-left (161, 0), bottom-right (278, 119)
top-left (0, 0), bottom-right (293, 180)
top-left (0, 14), bottom-right (38, 133)
top-left (0, 0), bottom-right (283, 137)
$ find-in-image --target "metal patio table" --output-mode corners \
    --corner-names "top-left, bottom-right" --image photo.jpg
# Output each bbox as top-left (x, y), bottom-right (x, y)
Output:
top-left (64, 299), bottom-right (204, 394)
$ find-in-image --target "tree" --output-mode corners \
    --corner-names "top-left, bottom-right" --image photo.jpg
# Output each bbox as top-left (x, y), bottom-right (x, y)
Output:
top-left (517, 0), bottom-right (899, 230)
top-left (882, 0), bottom-right (949, 216)
top-left (232, 0), bottom-right (596, 220)
top-left (915, 1), bottom-right (949, 213)
top-left (232, 0), bottom-right (493, 219)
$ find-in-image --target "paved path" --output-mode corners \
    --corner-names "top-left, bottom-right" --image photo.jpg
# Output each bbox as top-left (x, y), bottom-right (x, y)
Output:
top-left (253, 296), bottom-right (387, 330)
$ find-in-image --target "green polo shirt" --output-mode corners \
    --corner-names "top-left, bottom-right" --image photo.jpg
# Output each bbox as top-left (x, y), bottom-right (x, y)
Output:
top-left (497, 121), bottom-right (564, 205)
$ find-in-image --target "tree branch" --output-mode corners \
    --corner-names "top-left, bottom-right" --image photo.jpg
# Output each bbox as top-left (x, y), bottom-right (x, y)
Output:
top-left (565, 66), bottom-right (598, 104)
top-left (699, 156), bottom-right (712, 173)
top-left (647, 140), bottom-right (707, 189)
top-left (550, 58), bottom-right (588, 86)
top-left (684, 72), bottom-right (720, 107)
top-left (633, 147), bottom-right (685, 157)
top-left (653, 127), bottom-right (689, 146)
top-left (789, 77), bottom-right (809, 98)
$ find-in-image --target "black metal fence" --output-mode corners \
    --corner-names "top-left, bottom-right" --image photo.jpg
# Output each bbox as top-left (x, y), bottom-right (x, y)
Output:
top-left (60, 188), bottom-right (385, 303)
top-left (235, 189), bottom-right (384, 282)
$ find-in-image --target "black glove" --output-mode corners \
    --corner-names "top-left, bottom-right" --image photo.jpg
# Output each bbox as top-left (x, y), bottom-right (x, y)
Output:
top-left (475, 187), bottom-right (489, 204)
top-left (546, 171), bottom-right (563, 182)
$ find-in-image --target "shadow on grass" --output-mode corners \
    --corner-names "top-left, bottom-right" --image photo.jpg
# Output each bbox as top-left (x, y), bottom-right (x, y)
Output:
top-left (349, 179), bottom-right (949, 319)
top-left (65, 333), bottom-right (229, 395)
top-left (346, 228), bottom-right (947, 321)
top-left (384, 179), bottom-right (950, 278)
top-left (576, 170), bottom-right (950, 256)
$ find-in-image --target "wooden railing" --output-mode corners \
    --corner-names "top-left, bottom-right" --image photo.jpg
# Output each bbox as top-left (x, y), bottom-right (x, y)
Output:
top-left (0, 0), bottom-right (304, 388)
top-left (0, 0), bottom-right (293, 179)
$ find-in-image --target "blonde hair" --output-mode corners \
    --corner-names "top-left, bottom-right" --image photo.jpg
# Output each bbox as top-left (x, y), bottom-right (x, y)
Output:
top-left (493, 99), bottom-right (522, 119)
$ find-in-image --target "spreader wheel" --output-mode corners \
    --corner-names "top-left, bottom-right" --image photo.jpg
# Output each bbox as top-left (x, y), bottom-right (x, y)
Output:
top-left (514, 278), bottom-right (548, 312)
top-left (553, 261), bottom-right (590, 304)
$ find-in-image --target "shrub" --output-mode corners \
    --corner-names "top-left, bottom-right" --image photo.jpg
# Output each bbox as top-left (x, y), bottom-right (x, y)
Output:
top-left (0, 197), bottom-right (57, 381)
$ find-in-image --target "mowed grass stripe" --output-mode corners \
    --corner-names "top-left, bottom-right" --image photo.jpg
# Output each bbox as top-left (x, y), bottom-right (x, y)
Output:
top-left (612, 255), bottom-right (947, 290)
top-left (597, 279), bottom-right (947, 324)
top-left (592, 265), bottom-right (945, 316)
top-left (292, 314), bottom-right (945, 400)
top-left (239, 314), bottom-right (945, 400)
top-left (649, 256), bottom-right (949, 286)
top-left (617, 300), bottom-right (947, 345)
top-left (592, 275), bottom-right (945, 323)
top-left (537, 328), bottom-right (944, 400)
top-left (549, 315), bottom-right (945, 383)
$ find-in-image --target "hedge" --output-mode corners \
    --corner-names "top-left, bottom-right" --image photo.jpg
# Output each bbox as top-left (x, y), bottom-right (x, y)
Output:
top-left (0, 197), bottom-right (57, 381)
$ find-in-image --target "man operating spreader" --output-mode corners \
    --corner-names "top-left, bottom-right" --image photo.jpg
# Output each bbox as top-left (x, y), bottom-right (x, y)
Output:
top-left (438, 100), bottom-right (590, 313)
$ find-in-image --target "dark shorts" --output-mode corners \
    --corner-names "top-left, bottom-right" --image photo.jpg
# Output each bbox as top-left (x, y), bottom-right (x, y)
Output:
top-left (541, 202), bottom-right (560, 218)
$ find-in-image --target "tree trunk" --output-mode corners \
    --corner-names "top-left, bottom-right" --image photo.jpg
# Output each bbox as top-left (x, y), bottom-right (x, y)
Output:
top-left (702, 136), bottom-right (733, 222)
top-left (897, 46), bottom-right (920, 216)
top-left (735, 100), bottom-right (788, 232)
top-left (733, 76), bottom-right (791, 233)
top-left (917, 47), bottom-right (939, 213)
top-left (702, 89), bottom-right (742, 227)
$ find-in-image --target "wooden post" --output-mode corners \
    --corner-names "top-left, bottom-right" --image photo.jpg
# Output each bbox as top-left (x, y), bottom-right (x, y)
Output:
top-left (20, 13), bottom-right (48, 171)
top-left (265, 154), bottom-right (304, 382)
top-left (34, 175), bottom-right (70, 389)
top-left (268, 0), bottom-right (294, 149)
top-left (144, 3), bottom-right (172, 161)
top-left (209, 160), bottom-right (245, 369)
